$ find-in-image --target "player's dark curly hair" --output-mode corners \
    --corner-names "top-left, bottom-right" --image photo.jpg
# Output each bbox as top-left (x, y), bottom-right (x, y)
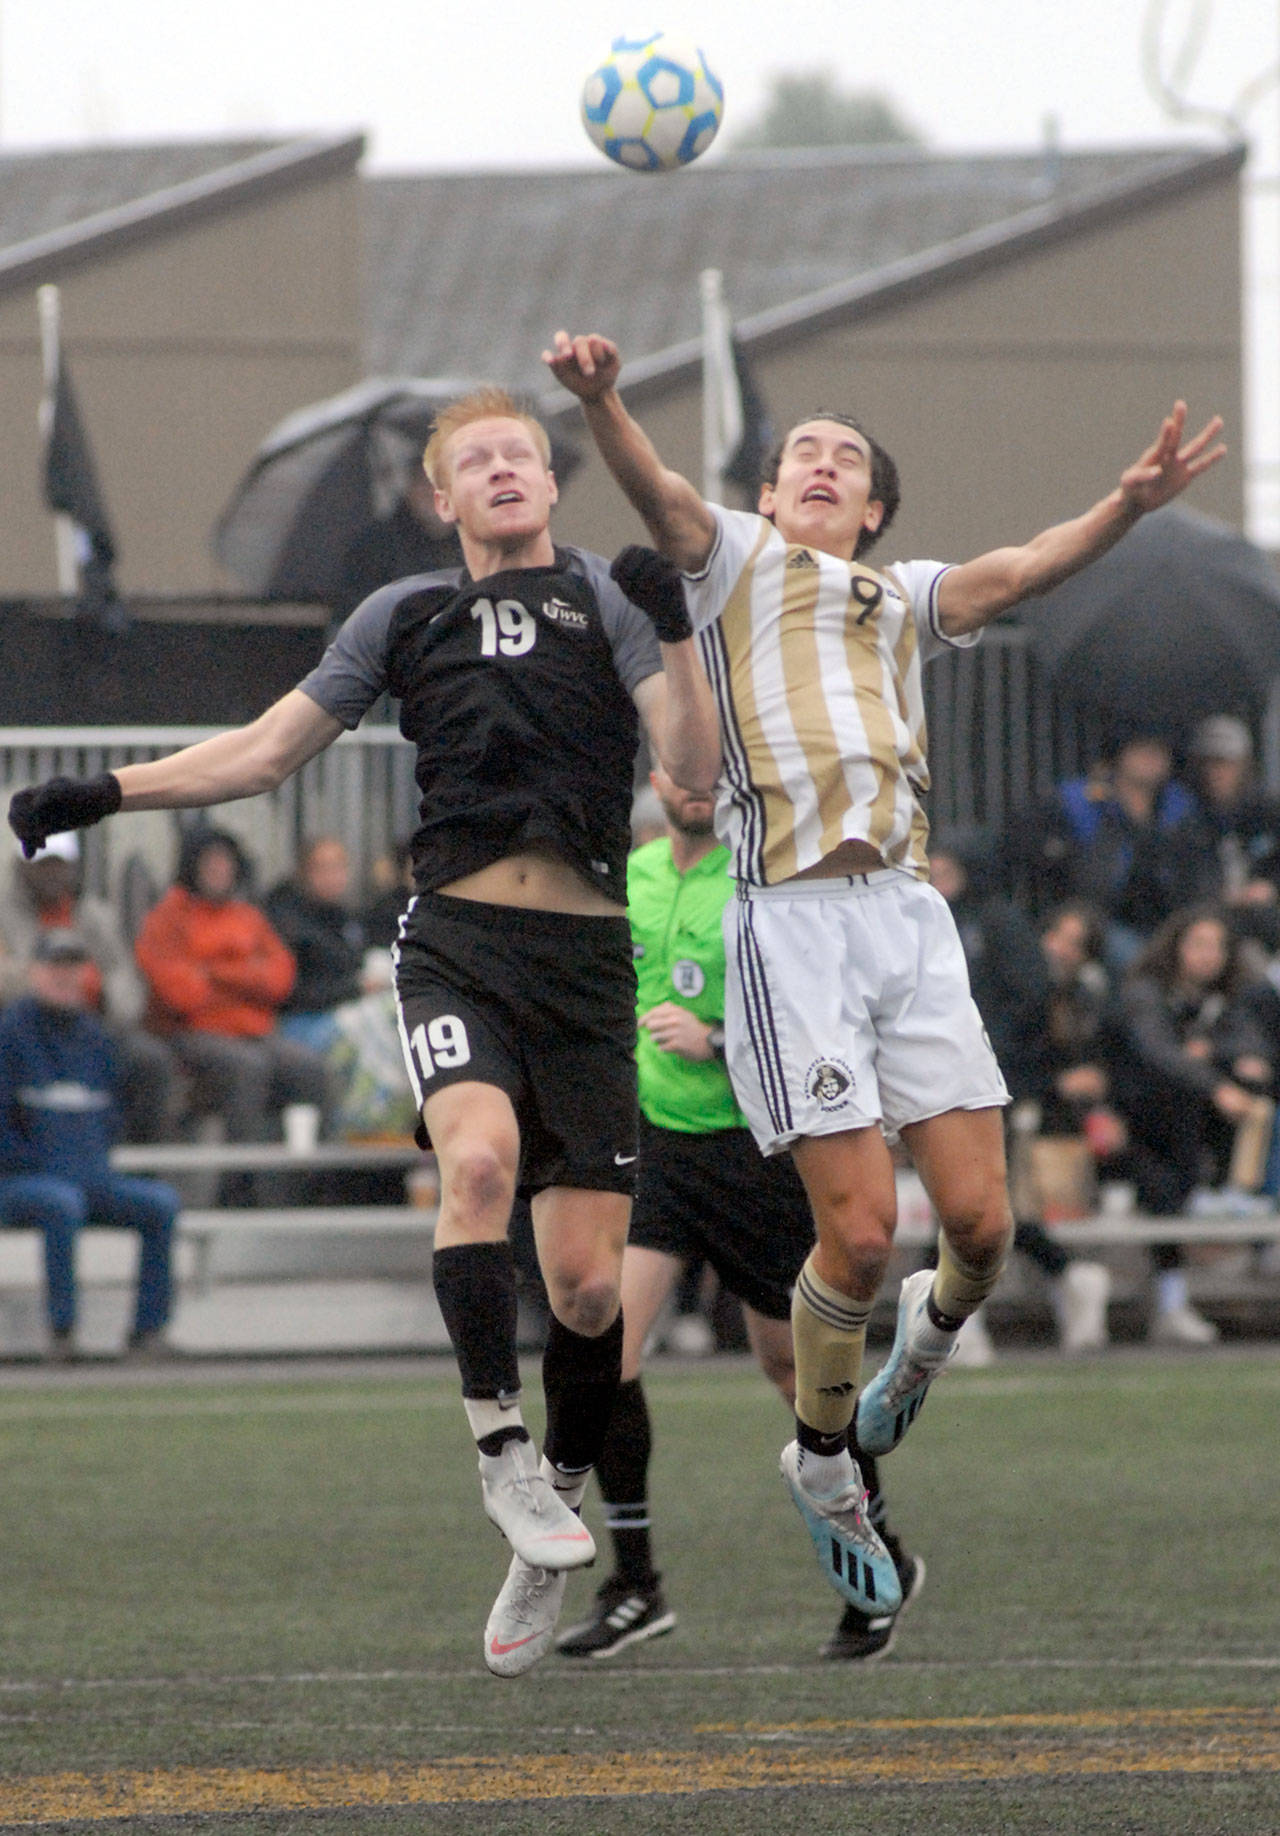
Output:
top-left (760, 412), bottom-right (901, 558)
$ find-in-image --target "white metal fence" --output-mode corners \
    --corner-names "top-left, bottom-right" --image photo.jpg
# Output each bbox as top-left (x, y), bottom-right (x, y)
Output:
top-left (5, 624), bottom-right (1277, 907)
top-left (0, 724), bottom-right (418, 904)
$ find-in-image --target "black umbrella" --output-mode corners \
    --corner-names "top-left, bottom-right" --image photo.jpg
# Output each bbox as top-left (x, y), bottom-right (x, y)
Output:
top-left (212, 376), bottom-right (581, 604)
top-left (1018, 506), bottom-right (1280, 735)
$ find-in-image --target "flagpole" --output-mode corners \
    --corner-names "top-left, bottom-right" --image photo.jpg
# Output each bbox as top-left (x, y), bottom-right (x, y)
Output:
top-left (36, 284), bottom-right (79, 594)
top-left (700, 267), bottom-right (742, 506)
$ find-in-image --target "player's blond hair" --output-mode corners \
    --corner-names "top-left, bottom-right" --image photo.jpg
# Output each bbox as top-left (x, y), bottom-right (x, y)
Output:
top-left (422, 386), bottom-right (552, 487)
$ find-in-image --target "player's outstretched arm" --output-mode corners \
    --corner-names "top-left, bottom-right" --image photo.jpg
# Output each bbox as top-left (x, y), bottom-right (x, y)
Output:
top-left (937, 401), bottom-right (1227, 636)
top-left (542, 331), bottom-right (717, 572)
top-left (621, 549), bottom-right (722, 794)
top-left (9, 690), bottom-right (343, 857)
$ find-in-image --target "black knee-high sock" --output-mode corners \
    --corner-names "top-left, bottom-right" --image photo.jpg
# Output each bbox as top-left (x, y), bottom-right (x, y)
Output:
top-left (542, 1311), bottom-right (624, 1476)
top-left (596, 1375), bottom-right (658, 1586)
top-left (432, 1240), bottom-right (521, 1404)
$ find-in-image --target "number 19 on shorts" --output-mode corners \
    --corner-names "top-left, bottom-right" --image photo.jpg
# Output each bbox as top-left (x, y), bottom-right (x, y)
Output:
top-left (409, 1015), bottom-right (472, 1082)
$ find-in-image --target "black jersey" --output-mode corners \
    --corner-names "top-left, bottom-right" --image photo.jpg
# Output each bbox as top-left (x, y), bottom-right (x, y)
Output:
top-left (297, 547), bottom-right (661, 899)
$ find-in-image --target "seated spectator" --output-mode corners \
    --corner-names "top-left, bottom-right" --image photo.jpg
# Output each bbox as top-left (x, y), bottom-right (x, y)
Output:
top-left (1038, 900), bottom-right (1115, 1136)
top-left (361, 838), bottom-right (415, 951)
top-left (0, 831), bottom-right (180, 1142)
top-left (264, 836), bottom-right (367, 1055)
top-left (1003, 733), bottom-right (1194, 972)
top-left (1175, 715), bottom-right (1280, 952)
top-left (1102, 904), bottom-right (1274, 1344)
top-left (928, 835), bottom-right (1111, 1355)
top-left (325, 946), bottom-right (419, 1142)
top-left (0, 930), bottom-right (179, 1361)
top-left (134, 829), bottom-right (331, 1197)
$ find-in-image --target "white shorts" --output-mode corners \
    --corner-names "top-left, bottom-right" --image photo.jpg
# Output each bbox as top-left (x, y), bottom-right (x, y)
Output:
top-left (724, 869), bottom-right (1009, 1155)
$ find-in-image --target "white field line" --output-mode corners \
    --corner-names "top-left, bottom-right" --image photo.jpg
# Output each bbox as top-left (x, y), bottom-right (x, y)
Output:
top-left (0, 1654), bottom-right (1278, 1698)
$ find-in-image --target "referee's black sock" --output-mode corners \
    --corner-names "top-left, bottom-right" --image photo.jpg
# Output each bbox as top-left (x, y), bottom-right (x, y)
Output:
top-left (542, 1310), bottom-right (624, 1478)
top-left (596, 1376), bottom-right (659, 1587)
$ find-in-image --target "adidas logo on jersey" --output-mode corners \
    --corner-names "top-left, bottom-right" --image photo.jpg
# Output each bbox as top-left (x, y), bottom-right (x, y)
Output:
top-left (542, 597), bottom-right (589, 629)
top-left (786, 549), bottom-right (819, 570)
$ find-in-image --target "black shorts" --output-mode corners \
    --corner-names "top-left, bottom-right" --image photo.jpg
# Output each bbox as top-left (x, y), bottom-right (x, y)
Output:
top-left (395, 891), bottom-right (638, 1198)
top-left (630, 1117), bottom-right (815, 1320)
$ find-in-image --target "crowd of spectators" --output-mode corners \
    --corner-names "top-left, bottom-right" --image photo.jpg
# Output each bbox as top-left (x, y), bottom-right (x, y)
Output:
top-left (0, 823), bottom-right (418, 1353)
top-left (5, 710), bottom-right (1280, 1359)
top-left (931, 711), bottom-right (1280, 1345)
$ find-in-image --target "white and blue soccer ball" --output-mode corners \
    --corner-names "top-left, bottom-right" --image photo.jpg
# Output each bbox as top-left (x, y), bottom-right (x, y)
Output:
top-left (580, 33), bottom-right (724, 173)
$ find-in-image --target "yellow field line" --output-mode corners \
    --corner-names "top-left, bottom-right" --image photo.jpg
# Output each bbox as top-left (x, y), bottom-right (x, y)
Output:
top-left (2, 1708), bottom-right (1276, 1822)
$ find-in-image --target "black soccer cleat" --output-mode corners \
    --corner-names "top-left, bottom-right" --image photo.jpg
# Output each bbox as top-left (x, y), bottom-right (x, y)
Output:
top-left (819, 1549), bottom-right (926, 1661)
top-left (556, 1577), bottom-right (677, 1660)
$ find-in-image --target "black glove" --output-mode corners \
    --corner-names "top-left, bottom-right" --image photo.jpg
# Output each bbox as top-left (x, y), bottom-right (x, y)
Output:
top-left (9, 773), bottom-right (122, 858)
top-left (610, 545), bottom-right (693, 644)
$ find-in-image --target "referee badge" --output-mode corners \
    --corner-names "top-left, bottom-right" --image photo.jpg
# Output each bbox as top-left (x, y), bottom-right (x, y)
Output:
top-left (671, 959), bottom-right (706, 998)
top-left (805, 1058), bottom-right (855, 1110)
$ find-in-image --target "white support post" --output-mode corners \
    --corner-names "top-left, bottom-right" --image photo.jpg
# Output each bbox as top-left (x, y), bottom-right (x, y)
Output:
top-left (36, 284), bottom-right (80, 595)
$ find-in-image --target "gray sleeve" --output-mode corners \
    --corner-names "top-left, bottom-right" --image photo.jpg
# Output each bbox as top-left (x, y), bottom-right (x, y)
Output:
top-left (570, 549), bottom-right (663, 694)
top-left (295, 579), bottom-right (420, 728)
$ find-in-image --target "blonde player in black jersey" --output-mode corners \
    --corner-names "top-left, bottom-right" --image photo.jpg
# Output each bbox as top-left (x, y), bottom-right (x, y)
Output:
top-left (9, 387), bottom-right (720, 1680)
top-left (546, 327), bottom-right (1224, 1615)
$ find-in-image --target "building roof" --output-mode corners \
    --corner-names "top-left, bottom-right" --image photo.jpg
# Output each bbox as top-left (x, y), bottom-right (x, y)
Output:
top-left (0, 134), bottom-right (1244, 402)
top-left (0, 136), bottom-right (365, 294)
top-left (362, 141), bottom-right (1245, 404)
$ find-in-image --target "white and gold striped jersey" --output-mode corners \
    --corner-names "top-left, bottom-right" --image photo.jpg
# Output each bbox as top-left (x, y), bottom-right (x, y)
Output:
top-left (683, 506), bottom-right (978, 887)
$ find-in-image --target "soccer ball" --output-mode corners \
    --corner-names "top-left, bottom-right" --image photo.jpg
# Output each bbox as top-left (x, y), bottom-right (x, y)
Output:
top-left (581, 33), bottom-right (723, 173)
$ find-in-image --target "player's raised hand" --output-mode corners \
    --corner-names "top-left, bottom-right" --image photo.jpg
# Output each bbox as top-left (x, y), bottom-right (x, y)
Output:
top-left (1119, 401), bottom-right (1226, 513)
top-left (542, 330), bottom-right (621, 401)
top-left (610, 545), bottom-right (693, 643)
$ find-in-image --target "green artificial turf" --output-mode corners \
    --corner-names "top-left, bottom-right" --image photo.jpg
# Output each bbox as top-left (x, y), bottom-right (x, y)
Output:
top-left (0, 1350), bottom-right (1275, 1832)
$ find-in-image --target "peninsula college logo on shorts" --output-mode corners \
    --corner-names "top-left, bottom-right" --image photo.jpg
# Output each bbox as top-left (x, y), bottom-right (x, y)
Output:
top-left (805, 1057), bottom-right (855, 1111)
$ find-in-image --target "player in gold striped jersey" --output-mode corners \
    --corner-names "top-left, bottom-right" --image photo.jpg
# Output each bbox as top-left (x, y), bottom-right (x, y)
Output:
top-left (546, 327), bottom-right (1225, 1611)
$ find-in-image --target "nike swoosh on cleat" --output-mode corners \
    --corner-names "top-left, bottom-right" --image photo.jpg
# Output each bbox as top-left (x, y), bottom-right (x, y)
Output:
top-left (489, 1632), bottom-right (538, 1655)
top-left (613, 1152), bottom-right (637, 1165)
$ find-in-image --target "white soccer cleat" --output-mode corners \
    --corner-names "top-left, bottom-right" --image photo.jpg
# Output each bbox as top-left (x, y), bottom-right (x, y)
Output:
top-left (478, 1438), bottom-right (596, 1570)
top-left (855, 1267), bottom-right (957, 1455)
top-left (484, 1555), bottom-right (568, 1678)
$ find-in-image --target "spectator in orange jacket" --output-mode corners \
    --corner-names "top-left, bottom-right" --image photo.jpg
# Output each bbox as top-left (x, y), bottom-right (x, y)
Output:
top-left (135, 830), bottom-right (330, 1187)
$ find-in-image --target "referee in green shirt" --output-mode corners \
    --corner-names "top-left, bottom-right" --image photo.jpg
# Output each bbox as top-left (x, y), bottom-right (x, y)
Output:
top-left (557, 765), bottom-right (923, 1662)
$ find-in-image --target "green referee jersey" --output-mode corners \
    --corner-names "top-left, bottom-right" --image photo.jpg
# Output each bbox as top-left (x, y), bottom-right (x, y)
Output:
top-left (627, 834), bottom-right (745, 1134)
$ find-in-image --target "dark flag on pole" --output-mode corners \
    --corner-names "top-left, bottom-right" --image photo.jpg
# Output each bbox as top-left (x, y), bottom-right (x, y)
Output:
top-left (722, 335), bottom-right (776, 500)
top-left (39, 298), bottom-right (125, 631)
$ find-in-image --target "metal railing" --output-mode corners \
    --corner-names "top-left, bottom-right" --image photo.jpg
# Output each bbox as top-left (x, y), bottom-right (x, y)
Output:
top-left (6, 623), bottom-right (1276, 902)
top-left (0, 724), bottom-right (417, 901)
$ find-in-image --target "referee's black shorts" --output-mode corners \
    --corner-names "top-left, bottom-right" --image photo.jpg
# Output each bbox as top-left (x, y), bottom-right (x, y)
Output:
top-left (630, 1116), bottom-right (815, 1320)
top-left (395, 891), bottom-right (638, 1199)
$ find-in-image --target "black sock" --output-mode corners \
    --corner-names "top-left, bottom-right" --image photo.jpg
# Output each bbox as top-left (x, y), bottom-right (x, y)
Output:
top-left (542, 1310), bottom-right (624, 1476)
top-left (796, 1416), bottom-right (848, 1458)
top-left (597, 1376), bottom-right (658, 1587)
top-left (432, 1241), bottom-right (520, 1401)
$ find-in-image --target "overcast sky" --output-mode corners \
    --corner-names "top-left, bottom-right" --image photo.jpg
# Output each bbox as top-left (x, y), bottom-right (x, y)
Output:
top-left (1, 0), bottom-right (1272, 170)
top-left (3, 0), bottom-right (1277, 538)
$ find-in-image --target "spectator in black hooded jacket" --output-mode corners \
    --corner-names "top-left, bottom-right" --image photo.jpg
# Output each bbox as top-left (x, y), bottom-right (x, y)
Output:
top-left (265, 836), bottom-right (367, 1056)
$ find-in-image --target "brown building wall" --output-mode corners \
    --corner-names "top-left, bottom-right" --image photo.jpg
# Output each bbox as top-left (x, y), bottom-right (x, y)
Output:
top-left (552, 170), bottom-right (1243, 568)
top-left (0, 168), bottom-right (363, 596)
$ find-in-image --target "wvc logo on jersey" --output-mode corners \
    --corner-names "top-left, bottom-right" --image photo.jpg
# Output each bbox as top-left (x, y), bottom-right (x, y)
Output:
top-left (671, 959), bottom-right (705, 998)
top-left (541, 596), bottom-right (589, 630)
top-left (805, 1057), bottom-right (855, 1111)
